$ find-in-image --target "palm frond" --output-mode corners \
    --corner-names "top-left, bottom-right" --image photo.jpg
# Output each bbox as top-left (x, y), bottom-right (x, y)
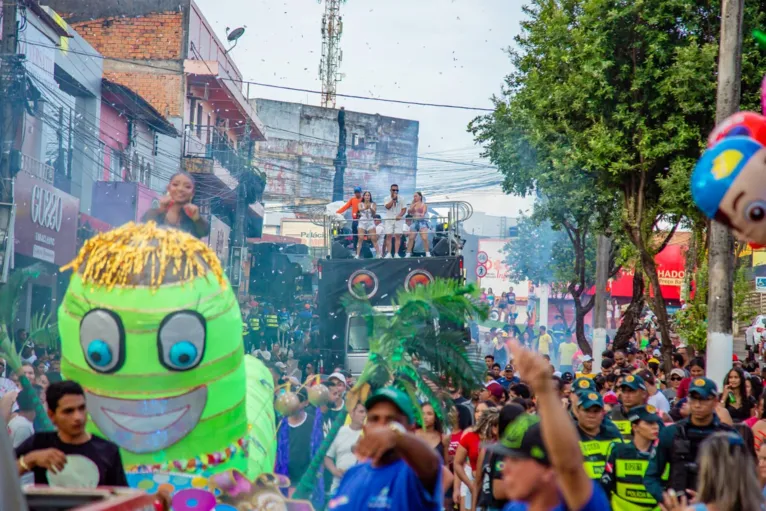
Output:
top-left (0, 264), bottom-right (45, 330)
top-left (29, 311), bottom-right (58, 350)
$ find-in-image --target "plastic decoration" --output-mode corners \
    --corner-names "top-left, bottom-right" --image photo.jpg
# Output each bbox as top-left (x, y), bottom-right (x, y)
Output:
top-left (126, 471), bottom-right (314, 510)
top-left (58, 222), bottom-right (275, 480)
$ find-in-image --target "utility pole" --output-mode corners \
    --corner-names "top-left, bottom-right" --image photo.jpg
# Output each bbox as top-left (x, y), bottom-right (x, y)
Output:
top-left (332, 107), bottom-right (347, 202)
top-left (0, 0), bottom-right (22, 284)
top-left (593, 235), bottom-right (611, 370)
top-left (230, 128), bottom-right (252, 297)
top-left (707, 0), bottom-right (743, 386)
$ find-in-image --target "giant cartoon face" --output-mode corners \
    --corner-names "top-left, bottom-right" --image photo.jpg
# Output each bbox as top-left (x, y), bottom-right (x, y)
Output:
top-left (59, 222), bottom-right (247, 473)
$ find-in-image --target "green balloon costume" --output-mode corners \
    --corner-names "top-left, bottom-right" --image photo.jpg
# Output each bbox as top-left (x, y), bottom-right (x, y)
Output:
top-left (58, 222), bottom-right (276, 477)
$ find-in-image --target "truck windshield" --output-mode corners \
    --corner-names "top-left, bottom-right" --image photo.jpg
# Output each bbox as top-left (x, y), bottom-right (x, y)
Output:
top-left (347, 313), bottom-right (393, 353)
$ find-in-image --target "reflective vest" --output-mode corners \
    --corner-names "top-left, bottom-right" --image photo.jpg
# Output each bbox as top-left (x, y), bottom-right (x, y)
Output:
top-left (242, 321), bottom-right (249, 336)
top-left (579, 438), bottom-right (615, 479)
top-left (606, 443), bottom-right (668, 511)
top-left (265, 314), bottom-right (279, 329)
top-left (608, 406), bottom-right (633, 440)
top-left (249, 316), bottom-right (261, 331)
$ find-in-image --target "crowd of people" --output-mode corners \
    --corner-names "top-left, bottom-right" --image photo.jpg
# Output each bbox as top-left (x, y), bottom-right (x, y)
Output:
top-left (7, 289), bottom-right (766, 511)
top-left (336, 184), bottom-right (434, 259)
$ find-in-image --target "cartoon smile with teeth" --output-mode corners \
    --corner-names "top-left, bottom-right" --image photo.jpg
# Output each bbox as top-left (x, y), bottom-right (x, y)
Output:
top-left (58, 222), bottom-right (265, 476)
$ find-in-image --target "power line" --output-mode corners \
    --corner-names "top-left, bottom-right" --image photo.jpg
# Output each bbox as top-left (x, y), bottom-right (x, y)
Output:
top-left (18, 39), bottom-right (496, 112)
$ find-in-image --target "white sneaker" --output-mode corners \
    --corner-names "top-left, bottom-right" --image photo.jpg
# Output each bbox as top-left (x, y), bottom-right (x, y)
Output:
top-left (405, 253), bottom-right (412, 258)
top-left (425, 252), bottom-right (431, 257)
top-left (354, 254), bottom-right (359, 259)
top-left (384, 254), bottom-right (392, 259)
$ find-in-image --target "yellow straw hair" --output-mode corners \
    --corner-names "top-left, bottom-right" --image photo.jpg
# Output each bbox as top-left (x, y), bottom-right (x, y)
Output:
top-left (61, 222), bottom-right (226, 291)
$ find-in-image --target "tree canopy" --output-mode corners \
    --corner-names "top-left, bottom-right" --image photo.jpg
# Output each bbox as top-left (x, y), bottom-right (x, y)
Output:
top-left (472, 0), bottom-right (766, 368)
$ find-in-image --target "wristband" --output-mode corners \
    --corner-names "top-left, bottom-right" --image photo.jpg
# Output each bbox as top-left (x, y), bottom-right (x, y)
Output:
top-left (19, 456), bottom-right (30, 471)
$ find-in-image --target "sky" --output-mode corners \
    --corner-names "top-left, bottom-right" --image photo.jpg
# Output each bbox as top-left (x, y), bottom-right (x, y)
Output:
top-left (195, 0), bottom-right (532, 217)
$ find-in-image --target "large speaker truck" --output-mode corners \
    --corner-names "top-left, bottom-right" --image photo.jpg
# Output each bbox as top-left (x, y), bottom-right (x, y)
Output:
top-left (315, 201), bottom-right (471, 374)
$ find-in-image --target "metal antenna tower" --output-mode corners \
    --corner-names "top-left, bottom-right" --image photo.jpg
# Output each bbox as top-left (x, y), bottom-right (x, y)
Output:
top-left (318, 0), bottom-right (345, 108)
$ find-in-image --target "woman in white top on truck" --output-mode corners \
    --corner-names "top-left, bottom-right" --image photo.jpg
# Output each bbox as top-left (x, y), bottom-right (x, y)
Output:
top-left (355, 191), bottom-right (377, 259)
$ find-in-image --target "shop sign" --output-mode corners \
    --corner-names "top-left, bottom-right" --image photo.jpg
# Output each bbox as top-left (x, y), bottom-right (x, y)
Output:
top-left (15, 171), bottom-right (79, 265)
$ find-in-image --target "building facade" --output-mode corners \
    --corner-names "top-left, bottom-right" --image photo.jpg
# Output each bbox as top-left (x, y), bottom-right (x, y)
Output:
top-left (252, 98), bottom-right (419, 223)
top-left (47, 0), bottom-right (268, 294)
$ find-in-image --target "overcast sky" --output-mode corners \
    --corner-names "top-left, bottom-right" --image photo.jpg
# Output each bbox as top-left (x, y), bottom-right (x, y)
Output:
top-left (196, 0), bottom-right (532, 216)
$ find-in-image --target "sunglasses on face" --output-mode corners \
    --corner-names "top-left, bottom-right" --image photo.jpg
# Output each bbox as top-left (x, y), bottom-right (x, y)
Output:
top-left (671, 376), bottom-right (682, 381)
top-left (391, 188), bottom-right (399, 192)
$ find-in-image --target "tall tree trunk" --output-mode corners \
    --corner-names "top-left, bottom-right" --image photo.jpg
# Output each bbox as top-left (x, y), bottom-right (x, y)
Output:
top-left (573, 294), bottom-right (595, 355)
top-left (613, 272), bottom-right (645, 351)
top-left (640, 249), bottom-right (673, 375)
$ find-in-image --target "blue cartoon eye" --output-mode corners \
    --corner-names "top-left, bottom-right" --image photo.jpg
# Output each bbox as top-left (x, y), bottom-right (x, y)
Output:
top-left (87, 340), bottom-right (113, 367)
top-left (158, 311), bottom-right (206, 371)
top-left (79, 309), bottom-right (125, 373)
top-left (168, 341), bottom-right (198, 369)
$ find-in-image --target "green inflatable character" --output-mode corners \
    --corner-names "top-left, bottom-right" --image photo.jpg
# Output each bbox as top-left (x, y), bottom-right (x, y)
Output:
top-left (59, 222), bottom-right (275, 477)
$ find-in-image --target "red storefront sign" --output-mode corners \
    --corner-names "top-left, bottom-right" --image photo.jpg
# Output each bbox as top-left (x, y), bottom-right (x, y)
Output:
top-left (14, 172), bottom-right (79, 266)
top-left (608, 242), bottom-right (689, 301)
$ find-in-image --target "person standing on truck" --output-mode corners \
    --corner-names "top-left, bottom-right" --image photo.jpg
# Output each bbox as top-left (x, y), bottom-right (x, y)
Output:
top-left (355, 191), bottom-right (377, 259)
top-left (384, 184), bottom-right (407, 259)
top-left (337, 186), bottom-right (363, 249)
top-left (405, 192), bottom-right (431, 258)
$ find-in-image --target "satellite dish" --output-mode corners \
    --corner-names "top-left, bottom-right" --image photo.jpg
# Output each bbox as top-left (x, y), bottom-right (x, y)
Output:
top-left (224, 26), bottom-right (246, 54)
top-left (227, 26), bottom-right (246, 42)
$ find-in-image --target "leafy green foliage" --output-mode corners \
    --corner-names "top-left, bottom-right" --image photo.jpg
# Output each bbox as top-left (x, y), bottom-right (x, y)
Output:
top-left (675, 260), bottom-right (756, 351)
top-left (344, 279), bottom-right (487, 419)
top-left (471, 0), bottom-right (766, 367)
top-left (29, 311), bottom-right (58, 351)
top-left (0, 266), bottom-right (55, 431)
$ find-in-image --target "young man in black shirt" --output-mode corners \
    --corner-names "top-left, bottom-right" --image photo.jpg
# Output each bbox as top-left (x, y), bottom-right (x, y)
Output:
top-left (16, 380), bottom-right (128, 488)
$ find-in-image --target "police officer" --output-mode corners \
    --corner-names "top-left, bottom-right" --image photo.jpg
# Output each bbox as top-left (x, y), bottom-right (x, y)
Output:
top-left (264, 305), bottom-right (279, 348)
top-left (572, 389), bottom-right (622, 484)
top-left (247, 307), bottom-right (263, 353)
top-left (644, 377), bottom-right (735, 502)
top-left (609, 374), bottom-right (647, 440)
top-left (602, 405), bottom-right (664, 510)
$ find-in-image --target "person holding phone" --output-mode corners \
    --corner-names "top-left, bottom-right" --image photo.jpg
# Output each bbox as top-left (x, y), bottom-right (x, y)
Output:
top-left (142, 172), bottom-right (210, 239)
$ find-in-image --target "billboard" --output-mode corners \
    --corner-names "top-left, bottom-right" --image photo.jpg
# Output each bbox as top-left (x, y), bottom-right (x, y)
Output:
top-left (14, 172), bottom-right (80, 266)
top-left (477, 238), bottom-right (529, 297)
top-left (280, 219), bottom-right (325, 248)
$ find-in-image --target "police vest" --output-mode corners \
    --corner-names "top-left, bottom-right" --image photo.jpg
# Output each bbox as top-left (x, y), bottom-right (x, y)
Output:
top-left (609, 406), bottom-right (633, 440)
top-left (579, 438), bottom-right (615, 479)
top-left (265, 314), bottom-right (279, 329)
top-left (611, 456), bottom-right (657, 510)
top-left (668, 420), bottom-right (732, 494)
top-left (242, 321), bottom-right (249, 336)
top-left (249, 317), bottom-right (261, 331)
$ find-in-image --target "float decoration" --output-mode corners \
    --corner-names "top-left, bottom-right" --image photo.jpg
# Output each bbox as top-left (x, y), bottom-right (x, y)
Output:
top-left (691, 32), bottom-right (766, 248)
top-left (58, 222), bottom-right (276, 487)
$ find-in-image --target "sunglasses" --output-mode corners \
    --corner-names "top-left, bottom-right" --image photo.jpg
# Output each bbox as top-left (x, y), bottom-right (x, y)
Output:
top-left (391, 188), bottom-right (399, 192)
top-left (670, 376), bottom-right (682, 381)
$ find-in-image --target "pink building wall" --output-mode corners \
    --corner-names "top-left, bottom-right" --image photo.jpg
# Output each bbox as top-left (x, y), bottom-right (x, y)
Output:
top-left (99, 102), bottom-right (129, 181)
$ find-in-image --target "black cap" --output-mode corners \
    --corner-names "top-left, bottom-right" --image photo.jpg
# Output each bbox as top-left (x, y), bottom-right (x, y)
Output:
top-left (484, 414), bottom-right (550, 466)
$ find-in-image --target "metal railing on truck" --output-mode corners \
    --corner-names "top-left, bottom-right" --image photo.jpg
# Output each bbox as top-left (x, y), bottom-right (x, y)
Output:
top-left (313, 200), bottom-right (472, 259)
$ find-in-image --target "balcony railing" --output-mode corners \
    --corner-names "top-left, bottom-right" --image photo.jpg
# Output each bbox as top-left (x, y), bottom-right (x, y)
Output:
top-left (20, 154), bottom-right (54, 184)
top-left (183, 124), bottom-right (252, 176)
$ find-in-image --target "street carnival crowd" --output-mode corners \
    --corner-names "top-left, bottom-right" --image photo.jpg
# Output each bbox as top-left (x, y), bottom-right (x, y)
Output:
top-left (4, 292), bottom-right (766, 511)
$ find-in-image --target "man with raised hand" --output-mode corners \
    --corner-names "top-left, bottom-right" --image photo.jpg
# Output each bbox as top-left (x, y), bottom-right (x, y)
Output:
top-left (489, 340), bottom-right (610, 511)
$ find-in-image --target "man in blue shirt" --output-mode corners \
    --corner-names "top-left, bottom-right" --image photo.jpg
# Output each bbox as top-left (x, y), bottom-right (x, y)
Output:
top-left (491, 340), bottom-right (611, 511)
top-left (328, 387), bottom-right (442, 510)
top-left (496, 364), bottom-right (521, 390)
